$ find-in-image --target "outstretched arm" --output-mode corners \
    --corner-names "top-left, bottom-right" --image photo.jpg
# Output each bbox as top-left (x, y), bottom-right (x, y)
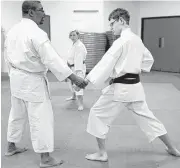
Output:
top-left (86, 39), bottom-right (123, 87)
top-left (38, 41), bottom-right (87, 88)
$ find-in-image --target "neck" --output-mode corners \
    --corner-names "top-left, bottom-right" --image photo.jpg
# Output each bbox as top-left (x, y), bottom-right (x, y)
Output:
top-left (122, 25), bottom-right (129, 31)
top-left (22, 15), bottom-right (37, 25)
top-left (119, 25), bottom-right (129, 34)
top-left (73, 39), bottom-right (79, 44)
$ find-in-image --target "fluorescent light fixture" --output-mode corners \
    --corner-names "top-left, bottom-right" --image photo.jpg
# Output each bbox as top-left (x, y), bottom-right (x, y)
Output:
top-left (73, 10), bottom-right (99, 13)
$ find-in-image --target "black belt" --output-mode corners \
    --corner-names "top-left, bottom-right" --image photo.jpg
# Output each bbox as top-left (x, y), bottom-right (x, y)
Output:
top-left (68, 61), bottom-right (85, 68)
top-left (111, 73), bottom-right (140, 84)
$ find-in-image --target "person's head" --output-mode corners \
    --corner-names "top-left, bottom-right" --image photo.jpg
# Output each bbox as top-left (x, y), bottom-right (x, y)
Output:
top-left (108, 8), bottom-right (130, 35)
top-left (69, 30), bottom-right (80, 43)
top-left (22, 1), bottom-right (45, 25)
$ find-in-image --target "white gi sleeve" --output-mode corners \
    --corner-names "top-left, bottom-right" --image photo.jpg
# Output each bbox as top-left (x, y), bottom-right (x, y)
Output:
top-left (86, 39), bottom-right (122, 87)
top-left (38, 41), bottom-right (73, 81)
top-left (31, 28), bottom-right (72, 81)
top-left (141, 47), bottom-right (154, 72)
top-left (31, 27), bottom-right (49, 51)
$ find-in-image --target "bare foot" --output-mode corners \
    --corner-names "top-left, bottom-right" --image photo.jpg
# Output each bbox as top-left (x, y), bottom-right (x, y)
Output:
top-left (166, 148), bottom-right (180, 157)
top-left (66, 96), bottom-right (76, 101)
top-left (40, 156), bottom-right (64, 168)
top-left (78, 106), bottom-right (84, 111)
top-left (5, 147), bottom-right (28, 156)
top-left (85, 152), bottom-right (108, 162)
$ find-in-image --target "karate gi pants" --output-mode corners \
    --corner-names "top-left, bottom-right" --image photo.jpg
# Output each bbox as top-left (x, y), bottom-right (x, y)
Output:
top-left (7, 95), bottom-right (54, 153)
top-left (86, 88), bottom-right (167, 142)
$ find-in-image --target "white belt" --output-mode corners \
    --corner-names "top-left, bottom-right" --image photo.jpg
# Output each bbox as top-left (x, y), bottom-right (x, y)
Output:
top-left (10, 64), bottom-right (51, 99)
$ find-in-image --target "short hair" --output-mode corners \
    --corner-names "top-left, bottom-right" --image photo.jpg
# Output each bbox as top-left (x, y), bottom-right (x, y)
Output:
top-left (22, 1), bottom-right (41, 15)
top-left (108, 8), bottom-right (130, 25)
top-left (69, 30), bottom-right (80, 39)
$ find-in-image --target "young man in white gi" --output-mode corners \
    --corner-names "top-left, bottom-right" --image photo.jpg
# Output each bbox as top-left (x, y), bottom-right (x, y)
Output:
top-left (66, 30), bottom-right (87, 111)
top-left (84, 8), bottom-right (180, 161)
top-left (4, 1), bottom-right (87, 167)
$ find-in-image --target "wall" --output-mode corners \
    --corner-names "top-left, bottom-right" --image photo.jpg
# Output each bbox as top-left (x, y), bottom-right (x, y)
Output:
top-left (138, 1), bottom-right (180, 36)
top-left (1, 1), bottom-right (180, 72)
top-left (43, 1), bottom-right (104, 61)
top-left (1, 27), bottom-right (6, 72)
top-left (104, 1), bottom-right (180, 36)
top-left (1, 1), bottom-right (104, 72)
top-left (1, 1), bottom-right (22, 32)
top-left (1, 1), bottom-right (22, 72)
top-left (103, 1), bottom-right (140, 34)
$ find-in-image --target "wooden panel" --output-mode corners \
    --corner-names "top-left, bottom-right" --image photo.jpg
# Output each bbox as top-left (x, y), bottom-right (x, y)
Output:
top-left (79, 32), bottom-right (107, 72)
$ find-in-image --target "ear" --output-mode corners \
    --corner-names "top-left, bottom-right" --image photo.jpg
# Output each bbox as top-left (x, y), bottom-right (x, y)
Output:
top-left (28, 9), bottom-right (34, 17)
top-left (119, 17), bottom-right (125, 25)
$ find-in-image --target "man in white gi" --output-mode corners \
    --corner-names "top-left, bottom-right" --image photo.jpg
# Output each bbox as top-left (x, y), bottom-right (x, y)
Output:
top-left (4, 1), bottom-right (87, 167)
top-left (84, 8), bottom-right (180, 161)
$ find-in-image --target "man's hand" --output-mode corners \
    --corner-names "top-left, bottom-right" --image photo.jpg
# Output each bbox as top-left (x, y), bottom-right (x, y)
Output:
top-left (67, 62), bottom-right (71, 67)
top-left (84, 78), bottom-right (89, 85)
top-left (109, 78), bottom-right (114, 85)
top-left (68, 74), bottom-right (88, 88)
top-left (74, 78), bottom-right (89, 91)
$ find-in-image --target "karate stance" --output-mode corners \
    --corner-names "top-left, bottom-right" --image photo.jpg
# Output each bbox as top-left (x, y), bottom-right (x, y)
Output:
top-left (4, 1), bottom-right (86, 167)
top-left (66, 30), bottom-right (87, 111)
top-left (84, 8), bottom-right (180, 161)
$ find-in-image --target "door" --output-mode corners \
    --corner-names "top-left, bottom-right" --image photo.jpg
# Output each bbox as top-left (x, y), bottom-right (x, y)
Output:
top-left (142, 16), bottom-right (180, 73)
top-left (39, 15), bottom-right (51, 40)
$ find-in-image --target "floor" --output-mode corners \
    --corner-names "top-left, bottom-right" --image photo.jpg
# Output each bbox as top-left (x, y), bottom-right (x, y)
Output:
top-left (1, 71), bottom-right (180, 168)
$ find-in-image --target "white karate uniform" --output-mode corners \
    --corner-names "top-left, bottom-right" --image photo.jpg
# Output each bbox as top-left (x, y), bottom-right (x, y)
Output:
top-left (67, 39), bottom-right (87, 95)
top-left (86, 28), bottom-right (167, 141)
top-left (5, 18), bottom-right (73, 153)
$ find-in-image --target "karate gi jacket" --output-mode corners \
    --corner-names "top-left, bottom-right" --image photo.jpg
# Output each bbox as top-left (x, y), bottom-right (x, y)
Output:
top-left (67, 39), bottom-right (87, 76)
top-left (86, 28), bottom-right (154, 102)
top-left (5, 18), bottom-right (72, 102)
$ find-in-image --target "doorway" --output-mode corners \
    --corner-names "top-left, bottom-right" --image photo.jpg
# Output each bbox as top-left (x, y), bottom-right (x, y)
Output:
top-left (141, 16), bottom-right (180, 73)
